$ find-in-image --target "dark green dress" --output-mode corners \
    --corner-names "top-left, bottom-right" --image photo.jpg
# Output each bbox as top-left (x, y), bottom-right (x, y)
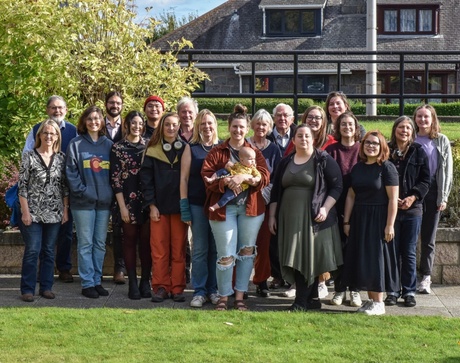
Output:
top-left (277, 158), bottom-right (343, 285)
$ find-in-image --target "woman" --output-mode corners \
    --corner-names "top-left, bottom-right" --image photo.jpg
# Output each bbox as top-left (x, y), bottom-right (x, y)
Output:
top-left (246, 109), bottom-right (282, 298)
top-left (325, 91), bottom-right (366, 139)
top-left (414, 105), bottom-right (453, 294)
top-left (177, 97), bottom-right (198, 143)
top-left (19, 120), bottom-right (69, 302)
top-left (202, 104), bottom-right (269, 311)
top-left (343, 131), bottom-right (399, 315)
top-left (180, 109), bottom-right (220, 308)
top-left (140, 112), bottom-right (188, 303)
top-left (110, 111), bottom-right (151, 300)
top-left (285, 106), bottom-right (336, 156)
top-left (385, 116), bottom-right (430, 307)
top-left (268, 124), bottom-right (343, 312)
top-left (66, 106), bottom-right (113, 299)
top-left (325, 111), bottom-right (362, 307)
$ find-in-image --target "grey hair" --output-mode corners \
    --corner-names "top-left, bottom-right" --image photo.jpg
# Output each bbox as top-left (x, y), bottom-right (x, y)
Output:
top-left (176, 97), bottom-right (198, 114)
top-left (251, 109), bottom-right (274, 134)
top-left (272, 103), bottom-right (293, 116)
top-left (46, 95), bottom-right (67, 108)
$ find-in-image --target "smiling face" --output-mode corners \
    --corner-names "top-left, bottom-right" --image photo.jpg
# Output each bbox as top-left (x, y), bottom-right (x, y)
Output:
top-left (179, 102), bottom-right (196, 129)
top-left (252, 118), bottom-right (270, 138)
top-left (273, 105), bottom-right (294, 135)
top-left (162, 115), bottom-right (180, 143)
top-left (395, 120), bottom-right (413, 145)
top-left (145, 101), bottom-right (164, 124)
top-left (362, 134), bottom-right (381, 161)
top-left (39, 124), bottom-right (58, 149)
top-left (415, 107), bottom-right (433, 136)
top-left (305, 109), bottom-right (323, 133)
top-left (85, 112), bottom-right (103, 134)
top-left (127, 116), bottom-right (144, 138)
top-left (339, 116), bottom-right (356, 139)
top-left (328, 96), bottom-right (347, 122)
top-left (199, 114), bottom-right (216, 141)
top-left (46, 99), bottom-right (67, 123)
top-left (228, 117), bottom-right (248, 143)
top-left (106, 95), bottom-right (123, 118)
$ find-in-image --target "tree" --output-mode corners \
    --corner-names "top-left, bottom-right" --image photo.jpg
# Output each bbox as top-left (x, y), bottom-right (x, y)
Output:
top-left (0, 0), bottom-right (207, 159)
top-left (146, 10), bottom-right (199, 43)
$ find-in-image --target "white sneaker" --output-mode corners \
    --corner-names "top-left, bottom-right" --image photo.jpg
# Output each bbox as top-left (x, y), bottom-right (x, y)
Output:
top-left (349, 291), bottom-right (362, 307)
top-left (364, 301), bottom-right (386, 315)
top-left (190, 295), bottom-right (207, 308)
top-left (208, 293), bottom-right (220, 305)
top-left (282, 287), bottom-right (296, 298)
top-left (330, 291), bottom-right (345, 306)
top-left (418, 275), bottom-right (432, 294)
top-left (357, 299), bottom-right (374, 313)
top-left (318, 282), bottom-right (329, 299)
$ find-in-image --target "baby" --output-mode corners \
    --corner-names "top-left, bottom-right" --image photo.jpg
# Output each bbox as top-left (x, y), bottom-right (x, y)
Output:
top-left (205, 146), bottom-right (261, 212)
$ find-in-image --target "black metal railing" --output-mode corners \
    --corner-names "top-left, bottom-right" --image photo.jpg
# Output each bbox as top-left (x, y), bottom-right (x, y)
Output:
top-left (177, 49), bottom-right (460, 116)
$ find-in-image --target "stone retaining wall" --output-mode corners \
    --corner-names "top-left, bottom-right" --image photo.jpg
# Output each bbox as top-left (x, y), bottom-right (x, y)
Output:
top-left (1, 229), bottom-right (460, 284)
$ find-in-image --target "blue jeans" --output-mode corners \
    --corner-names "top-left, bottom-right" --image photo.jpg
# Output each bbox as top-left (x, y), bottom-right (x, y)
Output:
top-left (388, 212), bottom-right (422, 297)
top-left (72, 209), bottom-right (110, 289)
top-left (209, 205), bottom-right (264, 297)
top-left (55, 211), bottom-right (73, 272)
top-left (20, 221), bottom-right (61, 294)
top-left (190, 204), bottom-right (217, 297)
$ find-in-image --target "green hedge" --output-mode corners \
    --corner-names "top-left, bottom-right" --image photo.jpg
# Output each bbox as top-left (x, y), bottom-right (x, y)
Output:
top-left (196, 98), bottom-right (460, 116)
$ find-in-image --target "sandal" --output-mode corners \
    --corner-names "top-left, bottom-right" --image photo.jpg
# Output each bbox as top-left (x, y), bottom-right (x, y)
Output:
top-left (215, 298), bottom-right (228, 311)
top-left (234, 300), bottom-right (248, 311)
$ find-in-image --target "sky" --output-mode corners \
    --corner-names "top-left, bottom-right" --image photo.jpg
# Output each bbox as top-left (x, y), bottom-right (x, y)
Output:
top-left (133, 0), bottom-right (227, 24)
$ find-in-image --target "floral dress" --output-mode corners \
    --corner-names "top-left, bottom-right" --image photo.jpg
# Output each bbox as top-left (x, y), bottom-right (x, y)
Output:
top-left (110, 138), bottom-right (148, 225)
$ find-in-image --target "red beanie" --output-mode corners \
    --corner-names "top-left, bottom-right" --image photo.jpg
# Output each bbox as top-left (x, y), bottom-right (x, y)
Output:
top-left (144, 95), bottom-right (165, 111)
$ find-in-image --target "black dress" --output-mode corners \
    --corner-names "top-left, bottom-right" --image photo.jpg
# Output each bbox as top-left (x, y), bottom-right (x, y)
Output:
top-left (343, 160), bottom-right (399, 292)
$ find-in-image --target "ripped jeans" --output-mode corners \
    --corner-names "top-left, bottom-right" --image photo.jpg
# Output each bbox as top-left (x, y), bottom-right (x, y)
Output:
top-left (209, 204), bottom-right (265, 297)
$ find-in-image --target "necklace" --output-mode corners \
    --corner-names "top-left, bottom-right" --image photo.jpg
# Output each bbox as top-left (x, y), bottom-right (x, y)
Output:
top-left (201, 144), bottom-right (213, 153)
top-left (251, 137), bottom-right (266, 150)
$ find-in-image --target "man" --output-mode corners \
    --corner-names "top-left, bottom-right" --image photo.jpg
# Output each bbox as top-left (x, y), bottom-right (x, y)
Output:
top-left (266, 103), bottom-right (297, 154)
top-left (143, 95), bottom-right (165, 139)
top-left (23, 95), bottom-right (77, 283)
top-left (104, 91), bottom-right (124, 143)
top-left (104, 91), bottom-right (126, 284)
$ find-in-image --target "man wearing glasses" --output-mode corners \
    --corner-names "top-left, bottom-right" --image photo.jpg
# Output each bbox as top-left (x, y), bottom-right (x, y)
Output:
top-left (23, 95), bottom-right (77, 283)
top-left (267, 103), bottom-right (297, 154)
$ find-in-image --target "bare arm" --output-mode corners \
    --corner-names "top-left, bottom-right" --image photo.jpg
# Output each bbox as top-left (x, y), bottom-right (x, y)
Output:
top-left (384, 185), bottom-right (399, 242)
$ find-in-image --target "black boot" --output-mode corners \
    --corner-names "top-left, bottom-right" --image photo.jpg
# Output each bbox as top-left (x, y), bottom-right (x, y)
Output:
top-left (139, 266), bottom-right (151, 298)
top-left (128, 270), bottom-right (141, 300)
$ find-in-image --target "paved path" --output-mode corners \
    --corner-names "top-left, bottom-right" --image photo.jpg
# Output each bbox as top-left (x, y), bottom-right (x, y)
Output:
top-left (1, 274), bottom-right (459, 317)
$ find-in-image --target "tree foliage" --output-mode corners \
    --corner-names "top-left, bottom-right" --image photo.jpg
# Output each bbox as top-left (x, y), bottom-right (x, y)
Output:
top-left (0, 0), bottom-right (207, 159)
top-left (145, 10), bottom-right (198, 43)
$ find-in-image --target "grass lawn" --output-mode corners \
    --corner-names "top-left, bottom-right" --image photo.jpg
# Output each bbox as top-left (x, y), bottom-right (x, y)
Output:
top-left (0, 308), bottom-right (459, 362)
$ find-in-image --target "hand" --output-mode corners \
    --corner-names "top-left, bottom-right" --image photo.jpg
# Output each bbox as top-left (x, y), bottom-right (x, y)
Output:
top-left (268, 216), bottom-right (277, 235)
top-left (398, 196), bottom-right (415, 210)
top-left (438, 202), bottom-right (447, 211)
top-left (384, 225), bottom-right (394, 242)
top-left (227, 176), bottom-right (243, 195)
top-left (120, 206), bottom-right (130, 224)
top-left (149, 205), bottom-right (160, 222)
top-left (21, 211), bottom-right (32, 226)
top-left (343, 224), bottom-right (350, 237)
top-left (314, 207), bottom-right (328, 223)
top-left (62, 209), bottom-right (69, 224)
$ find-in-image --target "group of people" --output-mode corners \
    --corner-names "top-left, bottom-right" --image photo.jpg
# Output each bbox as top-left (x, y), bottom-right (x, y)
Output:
top-left (17, 91), bottom-right (452, 315)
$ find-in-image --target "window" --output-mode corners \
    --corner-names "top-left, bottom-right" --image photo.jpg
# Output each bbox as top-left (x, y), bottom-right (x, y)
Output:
top-left (266, 9), bottom-right (321, 37)
top-left (378, 5), bottom-right (439, 35)
top-left (255, 75), bottom-right (328, 94)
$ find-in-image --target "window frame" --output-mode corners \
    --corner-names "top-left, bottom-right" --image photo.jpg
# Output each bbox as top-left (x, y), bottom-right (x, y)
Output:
top-left (266, 8), bottom-right (322, 37)
top-left (377, 4), bottom-right (439, 35)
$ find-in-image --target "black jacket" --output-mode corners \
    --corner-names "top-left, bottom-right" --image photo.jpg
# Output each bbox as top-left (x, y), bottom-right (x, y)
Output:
top-left (389, 142), bottom-right (431, 212)
top-left (270, 148), bottom-right (343, 232)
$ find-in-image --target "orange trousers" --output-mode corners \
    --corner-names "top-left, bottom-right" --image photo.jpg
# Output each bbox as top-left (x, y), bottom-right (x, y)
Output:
top-left (253, 209), bottom-right (271, 285)
top-left (150, 214), bottom-right (187, 295)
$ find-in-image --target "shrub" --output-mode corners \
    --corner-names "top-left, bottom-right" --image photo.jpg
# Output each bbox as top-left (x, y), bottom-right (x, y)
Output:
top-left (0, 161), bottom-right (19, 230)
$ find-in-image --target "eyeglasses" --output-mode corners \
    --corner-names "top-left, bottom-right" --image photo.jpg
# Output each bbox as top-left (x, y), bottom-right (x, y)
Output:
top-left (42, 132), bottom-right (57, 137)
top-left (107, 101), bottom-right (122, 106)
top-left (306, 115), bottom-right (323, 121)
top-left (275, 113), bottom-right (292, 118)
top-left (48, 106), bottom-right (65, 111)
top-left (364, 140), bottom-right (380, 147)
top-left (86, 117), bottom-right (101, 122)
